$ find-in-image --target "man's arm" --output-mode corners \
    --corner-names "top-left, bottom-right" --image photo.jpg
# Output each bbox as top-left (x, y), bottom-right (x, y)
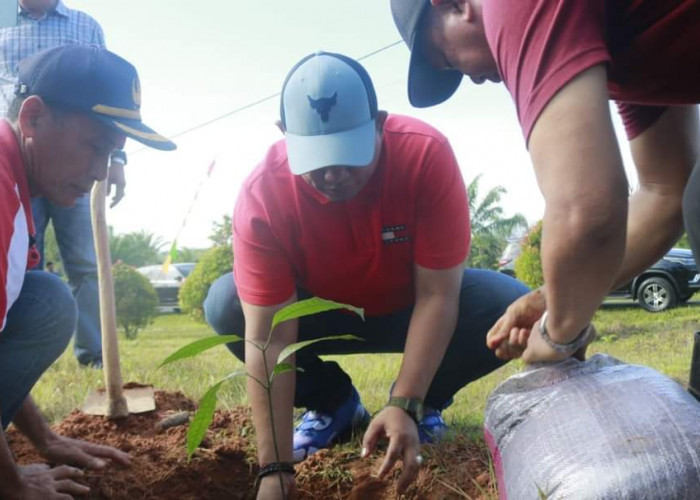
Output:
top-left (614, 105), bottom-right (699, 287)
top-left (392, 263), bottom-right (462, 399)
top-left (362, 263), bottom-right (462, 495)
top-left (241, 295), bottom-right (298, 498)
top-left (525, 64), bottom-right (629, 360)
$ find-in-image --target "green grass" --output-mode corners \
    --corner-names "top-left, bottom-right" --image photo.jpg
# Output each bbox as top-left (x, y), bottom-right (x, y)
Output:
top-left (32, 301), bottom-right (698, 428)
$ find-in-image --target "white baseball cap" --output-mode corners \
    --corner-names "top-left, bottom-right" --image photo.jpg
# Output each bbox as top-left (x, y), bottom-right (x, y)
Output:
top-left (280, 51), bottom-right (379, 175)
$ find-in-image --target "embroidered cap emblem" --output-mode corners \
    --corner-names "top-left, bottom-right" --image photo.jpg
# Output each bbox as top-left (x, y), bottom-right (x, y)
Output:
top-left (132, 77), bottom-right (142, 109)
top-left (307, 92), bottom-right (337, 122)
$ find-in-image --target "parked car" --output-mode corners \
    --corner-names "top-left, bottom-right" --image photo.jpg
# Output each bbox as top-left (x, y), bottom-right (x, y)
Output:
top-left (498, 245), bottom-right (699, 312)
top-left (610, 248), bottom-right (699, 312)
top-left (497, 238), bottom-right (523, 278)
top-left (136, 262), bottom-right (196, 310)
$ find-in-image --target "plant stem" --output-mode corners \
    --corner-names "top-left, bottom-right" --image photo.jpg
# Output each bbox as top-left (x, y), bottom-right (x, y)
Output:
top-left (261, 344), bottom-right (286, 498)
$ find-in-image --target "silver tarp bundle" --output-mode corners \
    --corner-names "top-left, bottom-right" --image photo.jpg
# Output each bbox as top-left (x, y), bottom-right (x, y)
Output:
top-left (484, 354), bottom-right (700, 499)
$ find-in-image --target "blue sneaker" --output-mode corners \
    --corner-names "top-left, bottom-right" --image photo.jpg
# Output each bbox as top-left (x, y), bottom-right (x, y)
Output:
top-left (292, 387), bottom-right (369, 462)
top-left (417, 407), bottom-right (448, 443)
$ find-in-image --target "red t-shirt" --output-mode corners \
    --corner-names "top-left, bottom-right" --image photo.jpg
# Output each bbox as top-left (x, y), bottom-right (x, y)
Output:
top-left (0, 120), bottom-right (38, 331)
top-left (233, 114), bottom-right (470, 316)
top-left (484, 0), bottom-right (700, 141)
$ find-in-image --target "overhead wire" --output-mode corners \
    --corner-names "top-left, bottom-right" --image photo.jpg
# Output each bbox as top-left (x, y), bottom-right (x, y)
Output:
top-left (127, 40), bottom-right (403, 155)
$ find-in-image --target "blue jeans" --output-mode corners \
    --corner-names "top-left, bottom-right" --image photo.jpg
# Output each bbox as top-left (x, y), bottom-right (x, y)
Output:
top-left (31, 195), bottom-right (102, 366)
top-left (0, 271), bottom-right (77, 429)
top-left (204, 269), bottom-right (529, 413)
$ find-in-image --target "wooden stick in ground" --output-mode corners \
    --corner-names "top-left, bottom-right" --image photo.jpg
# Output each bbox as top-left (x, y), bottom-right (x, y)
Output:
top-left (90, 179), bottom-right (128, 418)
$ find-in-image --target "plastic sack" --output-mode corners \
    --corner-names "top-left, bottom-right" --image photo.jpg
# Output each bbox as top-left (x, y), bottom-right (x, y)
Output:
top-left (484, 354), bottom-right (700, 499)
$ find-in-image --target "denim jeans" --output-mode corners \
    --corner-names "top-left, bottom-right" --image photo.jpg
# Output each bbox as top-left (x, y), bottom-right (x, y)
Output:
top-left (204, 269), bottom-right (529, 413)
top-left (0, 271), bottom-right (77, 429)
top-left (31, 194), bottom-right (102, 366)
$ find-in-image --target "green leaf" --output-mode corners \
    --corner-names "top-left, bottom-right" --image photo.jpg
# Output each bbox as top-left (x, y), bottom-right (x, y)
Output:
top-left (277, 334), bottom-right (362, 365)
top-left (186, 381), bottom-right (223, 460)
top-left (186, 370), bottom-right (248, 460)
top-left (159, 335), bottom-right (243, 368)
top-left (270, 298), bottom-right (364, 333)
top-left (269, 363), bottom-right (304, 383)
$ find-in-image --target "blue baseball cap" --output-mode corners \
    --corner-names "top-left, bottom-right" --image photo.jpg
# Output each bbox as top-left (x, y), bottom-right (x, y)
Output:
top-left (391, 0), bottom-right (463, 108)
top-left (16, 44), bottom-right (176, 151)
top-left (280, 51), bottom-right (378, 175)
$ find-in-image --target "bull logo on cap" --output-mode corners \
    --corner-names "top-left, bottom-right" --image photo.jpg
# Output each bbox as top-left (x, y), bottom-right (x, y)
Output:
top-left (307, 92), bottom-right (337, 123)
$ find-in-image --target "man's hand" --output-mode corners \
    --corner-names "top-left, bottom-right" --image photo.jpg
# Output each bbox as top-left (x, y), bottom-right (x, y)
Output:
top-left (361, 406), bottom-right (421, 496)
top-left (37, 433), bottom-right (131, 470)
top-left (486, 288), bottom-right (546, 359)
top-left (256, 473), bottom-right (296, 500)
top-left (9, 463), bottom-right (89, 500)
top-left (107, 156), bottom-right (126, 208)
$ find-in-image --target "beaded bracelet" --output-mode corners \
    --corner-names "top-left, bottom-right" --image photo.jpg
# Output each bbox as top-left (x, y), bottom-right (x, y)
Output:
top-left (257, 461), bottom-right (295, 481)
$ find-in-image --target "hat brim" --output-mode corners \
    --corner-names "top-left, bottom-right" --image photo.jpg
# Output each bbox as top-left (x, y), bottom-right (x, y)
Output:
top-left (286, 119), bottom-right (377, 175)
top-left (95, 115), bottom-right (177, 151)
top-left (407, 37), bottom-right (463, 108)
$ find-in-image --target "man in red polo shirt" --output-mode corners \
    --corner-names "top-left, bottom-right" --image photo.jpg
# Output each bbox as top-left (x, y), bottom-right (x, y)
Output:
top-left (392, 0), bottom-right (700, 362)
top-left (203, 51), bottom-right (528, 498)
top-left (0, 45), bottom-right (174, 499)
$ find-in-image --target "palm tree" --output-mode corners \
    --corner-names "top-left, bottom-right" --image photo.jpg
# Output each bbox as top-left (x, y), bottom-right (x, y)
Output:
top-left (109, 228), bottom-right (165, 267)
top-left (466, 174), bottom-right (528, 270)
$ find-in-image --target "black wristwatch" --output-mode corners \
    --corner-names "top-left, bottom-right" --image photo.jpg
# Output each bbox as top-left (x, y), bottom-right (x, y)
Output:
top-left (385, 396), bottom-right (424, 423)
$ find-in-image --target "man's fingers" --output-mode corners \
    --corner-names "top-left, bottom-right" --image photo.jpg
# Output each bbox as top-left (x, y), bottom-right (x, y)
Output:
top-left (377, 440), bottom-right (401, 478)
top-left (396, 445), bottom-right (421, 495)
top-left (50, 465), bottom-right (85, 480)
top-left (487, 320), bottom-right (510, 349)
top-left (361, 422), bottom-right (382, 458)
top-left (78, 442), bottom-right (131, 466)
top-left (54, 479), bottom-right (90, 496)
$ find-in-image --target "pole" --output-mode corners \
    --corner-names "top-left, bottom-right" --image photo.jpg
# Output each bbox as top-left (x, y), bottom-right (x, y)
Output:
top-left (90, 180), bottom-right (128, 418)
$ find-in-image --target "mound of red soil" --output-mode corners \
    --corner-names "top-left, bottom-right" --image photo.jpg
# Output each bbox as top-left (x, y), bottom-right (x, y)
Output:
top-left (8, 391), bottom-right (494, 499)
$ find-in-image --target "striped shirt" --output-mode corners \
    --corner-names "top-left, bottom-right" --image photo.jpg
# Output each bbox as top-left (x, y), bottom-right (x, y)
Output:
top-left (0, 0), bottom-right (105, 116)
top-left (0, 119), bottom-right (38, 331)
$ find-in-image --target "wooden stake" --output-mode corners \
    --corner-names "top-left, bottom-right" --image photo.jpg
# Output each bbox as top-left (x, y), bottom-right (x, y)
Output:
top-left (90, 180), bottom-right (128, 418)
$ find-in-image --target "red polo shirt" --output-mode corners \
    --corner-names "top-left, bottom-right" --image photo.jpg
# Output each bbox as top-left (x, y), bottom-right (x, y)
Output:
top-left (233, 114), bottom-right (470, 316)
top-left (0, 120), bottom-right (38, 331)
top-left (484, 0), bottom-right (700, 141)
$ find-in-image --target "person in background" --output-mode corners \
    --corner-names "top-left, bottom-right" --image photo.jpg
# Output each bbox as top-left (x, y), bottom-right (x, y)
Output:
top-left (203, 51), bottom-right (528, 499)
top-left (391, 0), bottom-right (700, 362)
top-left (0, 0), bottom-right (129, 367)
top-left (0, 44), bottom-right (174, 499)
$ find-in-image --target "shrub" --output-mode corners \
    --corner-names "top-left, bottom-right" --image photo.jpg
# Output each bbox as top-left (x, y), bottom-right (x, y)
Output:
top-left (179, 245), bottom-right (233, 322)
top-left (514, 221), bottom-right (544, 288)
top-left (113, 262), bottom-right (158, 339)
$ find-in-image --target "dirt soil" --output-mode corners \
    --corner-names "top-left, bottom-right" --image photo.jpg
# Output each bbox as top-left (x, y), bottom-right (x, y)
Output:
top-left (7, 389), bottom-right (494, 499)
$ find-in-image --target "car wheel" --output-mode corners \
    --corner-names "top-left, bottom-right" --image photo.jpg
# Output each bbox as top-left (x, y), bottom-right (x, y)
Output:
top-left (637, 277), bottom-right (677, 312)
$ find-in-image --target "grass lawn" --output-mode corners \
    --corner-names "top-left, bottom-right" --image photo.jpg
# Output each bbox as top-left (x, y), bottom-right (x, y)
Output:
top-left (32, 300), bottom-right (699, 431)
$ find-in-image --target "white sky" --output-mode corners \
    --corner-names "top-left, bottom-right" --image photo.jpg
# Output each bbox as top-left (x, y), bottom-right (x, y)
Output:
top-left (66, 0), bottom-right (638, 249)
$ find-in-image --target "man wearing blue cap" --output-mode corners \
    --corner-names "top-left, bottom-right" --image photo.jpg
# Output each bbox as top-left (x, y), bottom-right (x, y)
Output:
top-left (391, 0), bottom-right (700, 363)
top-left (0, 44), bottom-right (174, 499)
top-left (0, 0), bottom-right (129, 368)
top-left (204, 51), bottom-right (527, 498)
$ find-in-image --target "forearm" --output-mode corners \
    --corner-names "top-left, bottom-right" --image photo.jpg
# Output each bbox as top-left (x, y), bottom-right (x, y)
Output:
top-left (246, 339), bottom-right (296, 465)
top-left (0, 427), bottom-right (23, 496)
top-left (11, 396), bottom-right (53, 450)
top-left (542, 199), bottom-right (627, 342)
top-left (392, 293), bottom-right (459, 400)
top-left (242, 298), bottom-right (297, 466)
top-left (612, 186), bottom-right (685, 288)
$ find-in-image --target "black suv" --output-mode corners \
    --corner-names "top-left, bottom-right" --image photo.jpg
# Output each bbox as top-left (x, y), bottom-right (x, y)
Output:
top-left (609, 248), bottom-right (699, 312)
top-left (498, 246), bottom-right (700, 312)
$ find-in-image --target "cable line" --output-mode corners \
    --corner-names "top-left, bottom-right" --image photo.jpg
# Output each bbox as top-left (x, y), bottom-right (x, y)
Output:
top-left (128, 40), bottom-right (403, 155)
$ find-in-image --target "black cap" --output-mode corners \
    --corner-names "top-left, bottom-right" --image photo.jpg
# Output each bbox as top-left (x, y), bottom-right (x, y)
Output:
top-left (390, 0), bottom-right (463, 108)
top-left (16, 45), bottom-right (176, 151)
